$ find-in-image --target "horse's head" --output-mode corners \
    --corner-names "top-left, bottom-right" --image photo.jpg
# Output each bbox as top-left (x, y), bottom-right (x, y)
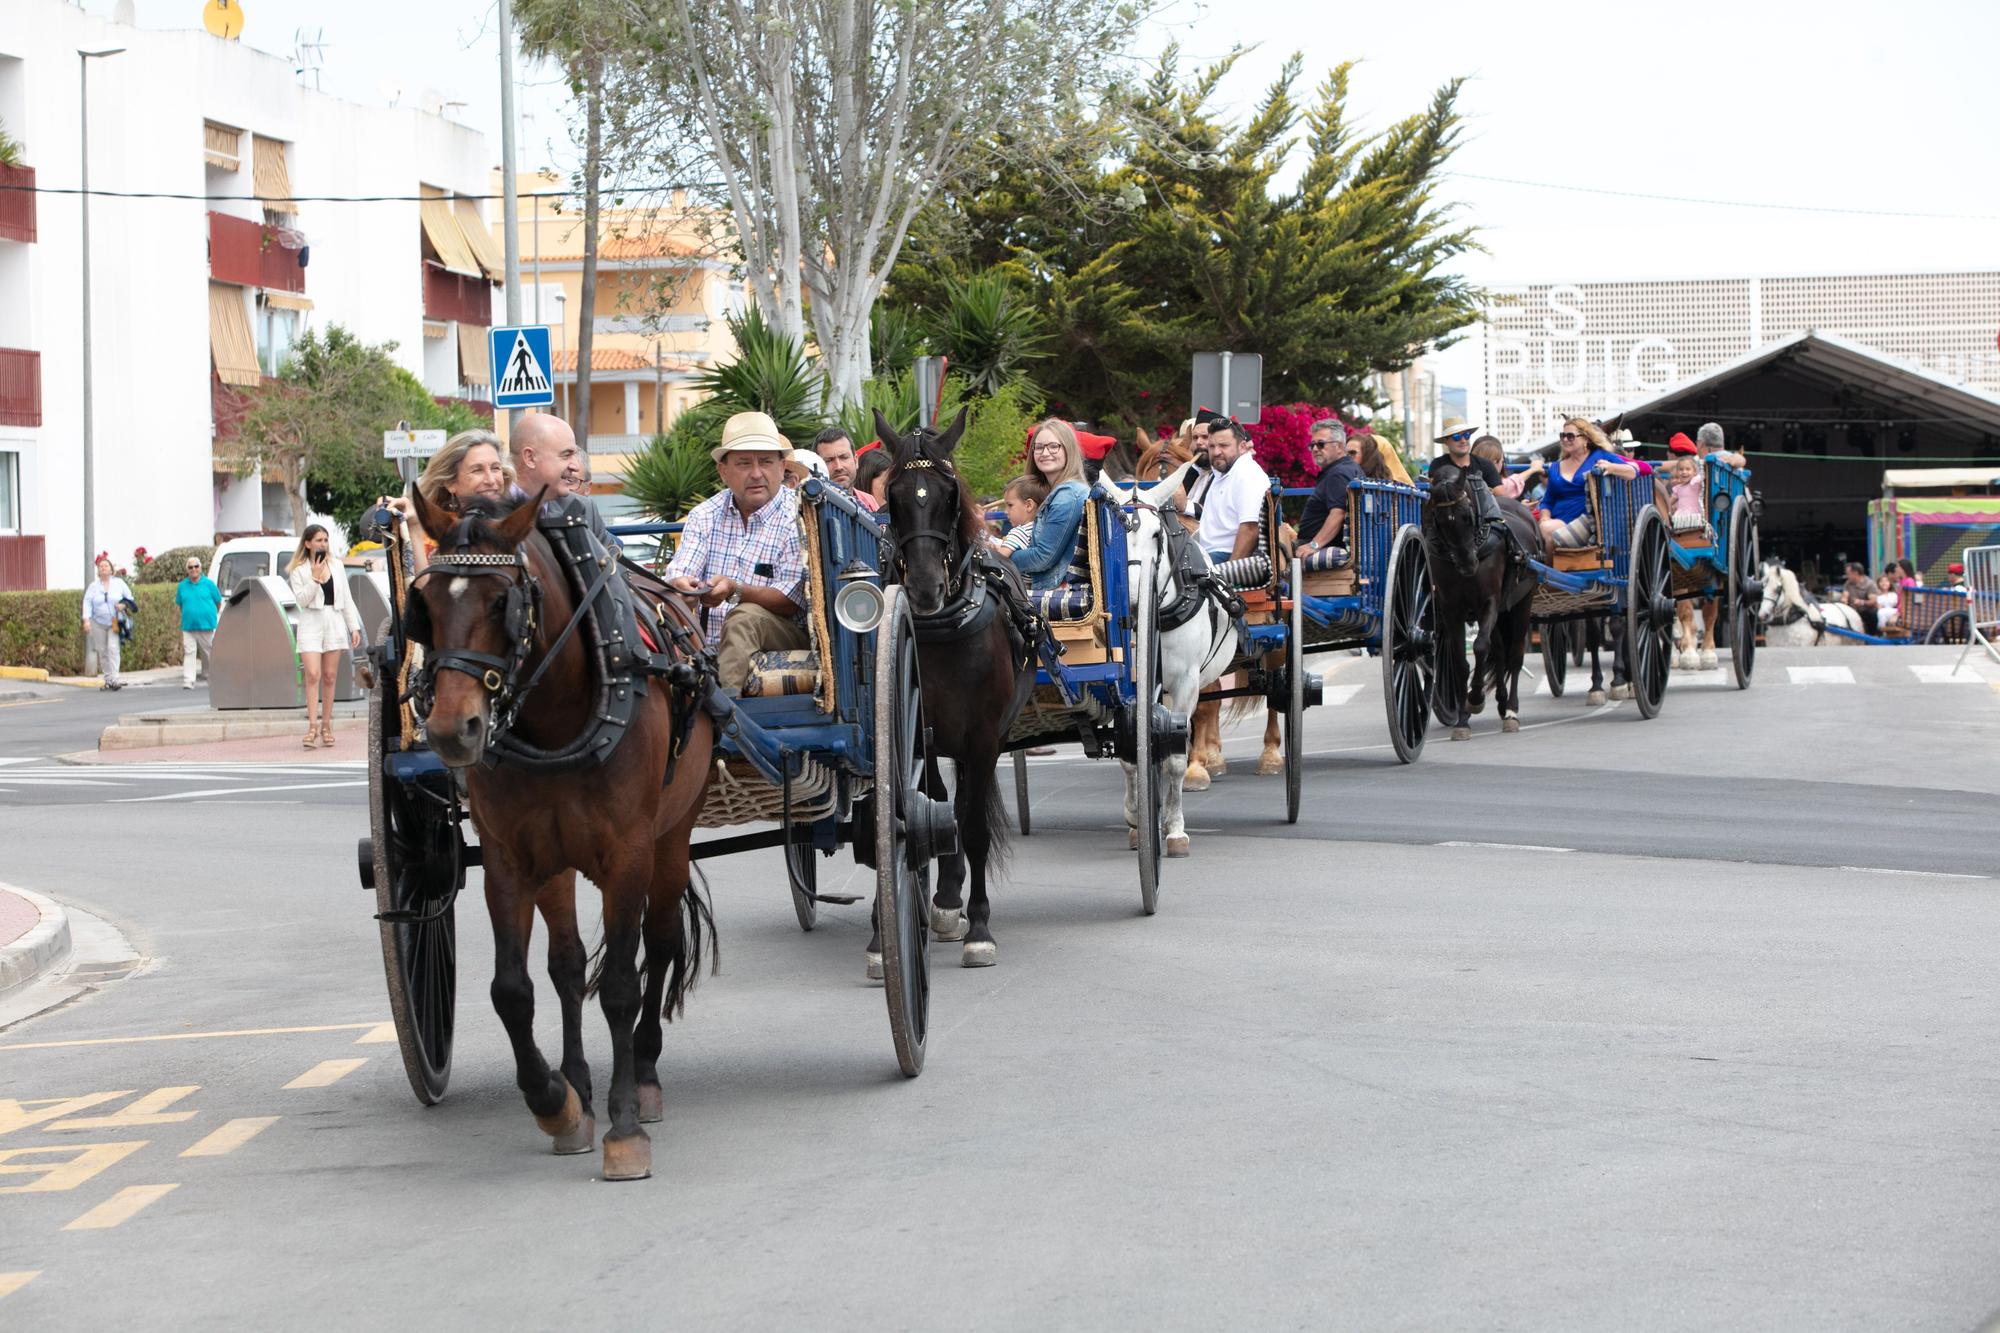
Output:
top-left (1423, 462), bottom-right (1481, 577)
top-left (877, 407), bottom-right (977, 617)
top-left (405, 484), bottom-right (546, 768)
top-left (1100, 460), bottom-right (1198, 616)
top-left (1757, 554), bottom-right (1791, 625)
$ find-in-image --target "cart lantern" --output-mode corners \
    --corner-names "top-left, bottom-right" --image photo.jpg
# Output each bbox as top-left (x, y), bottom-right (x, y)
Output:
top-left (834, 564), bottom-right (885, 633)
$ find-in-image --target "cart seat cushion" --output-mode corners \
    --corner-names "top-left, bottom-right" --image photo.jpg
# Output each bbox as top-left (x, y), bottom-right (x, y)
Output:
top-left (1670, 511), bottom-right (1706, 532)
top-left (1301, 545), bottom-right (1350, 571)
top-left (1211, 553), bottom-right (1273, 588)
top-left (742, 649), bottom-right (820, 698)
top-left (1032, 586), bottom-right (1095, 622)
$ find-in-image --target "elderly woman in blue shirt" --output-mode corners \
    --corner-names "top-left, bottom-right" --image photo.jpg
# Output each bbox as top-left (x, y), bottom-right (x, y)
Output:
top-left (1008, 419), bottom-right (1090, 592)
top-left (81, 556), bottom-right (134, 690)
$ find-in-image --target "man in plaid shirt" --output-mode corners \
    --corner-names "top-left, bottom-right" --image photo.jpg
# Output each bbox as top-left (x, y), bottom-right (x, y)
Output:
top-left (667, 411), bottom-right (811, 690)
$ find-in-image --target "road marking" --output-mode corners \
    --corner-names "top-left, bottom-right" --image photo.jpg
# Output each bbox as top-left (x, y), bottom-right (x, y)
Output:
top-left (0, 1142), bottom-right (147, 1193)
top-left (1437, 841), bottom-right (1577, 853)
top-left (63, 1183), bottom-right (179, 1230)
top-left (355, 1023), bottom-right (397, 1044)
top-left (181, 1116), bottom-right (280, 1158)
top-left (0, 1093), bottom-right (129, 1135)
top-left (1786, 665), bottom-right (1855, 684)
top-left (0, 1272), bottom-right (38, 1300)
top-left (111, 779), bottom-right (365, 804)
top-left (1838, 865), bottom-right (1989, 881)
top-left (48, 1087), bottom-right (200, 1132)
top-left (284, 1059), bottom-right (367, 1090)
top-left (1909, 663), bottom-right (1993, 684)
top-left (0, 699), bottom-right (57, 710)
top-left (0, 1023), bottom-right (382, 1053)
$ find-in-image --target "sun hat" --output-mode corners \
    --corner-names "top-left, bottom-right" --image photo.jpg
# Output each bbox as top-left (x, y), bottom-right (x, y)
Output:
top-left (787, 448), bottom-right (829, 480)
top-left (1433, 425), bottom-right (1479, 446)
top-left (711, 410), bottom-right (791, 462)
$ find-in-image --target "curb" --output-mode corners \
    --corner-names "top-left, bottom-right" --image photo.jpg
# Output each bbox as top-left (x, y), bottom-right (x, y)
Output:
top-left (0, 884), bottom-right (74, 1000)
top-left (0, 665), bottom-right (51, 681)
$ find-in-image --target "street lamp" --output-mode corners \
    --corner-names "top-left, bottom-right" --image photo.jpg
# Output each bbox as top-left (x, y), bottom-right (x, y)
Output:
top-left (78, 45), bottom-right (123, 584)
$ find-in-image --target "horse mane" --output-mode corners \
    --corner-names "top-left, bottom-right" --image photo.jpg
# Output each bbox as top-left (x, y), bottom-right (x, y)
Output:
top-left (890, 427), bottom-right (986, 546)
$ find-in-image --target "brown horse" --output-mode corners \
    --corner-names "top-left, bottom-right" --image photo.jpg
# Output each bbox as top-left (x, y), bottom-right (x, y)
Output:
top-left (404, 487), bottom-right (716, 1182)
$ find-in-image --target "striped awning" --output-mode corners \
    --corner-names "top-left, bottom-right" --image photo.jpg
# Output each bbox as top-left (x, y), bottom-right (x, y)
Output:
top-left (262, 291), bottom-right (313, 312)
top-left (208, 283), bottom-right (262, 387)
top-left (252, 136), bottom-right (296, 215)
top-left (419, 186), bottom-right (481, 278)
top-left (457, 322), bottom-right (490, 386)
top-left (454, 198), bottom-right (506, 282)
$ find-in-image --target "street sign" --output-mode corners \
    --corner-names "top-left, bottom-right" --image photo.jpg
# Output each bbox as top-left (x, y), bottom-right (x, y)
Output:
top-left (382, 429), bottom-right (448, 459)
top-left (489, 324), bottom-right (555, 409)
top-left (1191, 352), bottom-right (1263, 424)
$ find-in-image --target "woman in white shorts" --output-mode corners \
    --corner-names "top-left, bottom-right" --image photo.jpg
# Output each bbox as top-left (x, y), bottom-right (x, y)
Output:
top-left (287, 524), bottom-right (362, 748)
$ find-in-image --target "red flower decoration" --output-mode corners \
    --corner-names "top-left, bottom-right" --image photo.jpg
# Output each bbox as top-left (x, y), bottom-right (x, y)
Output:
top-left (1242, 402), bottom-right (1342, 489)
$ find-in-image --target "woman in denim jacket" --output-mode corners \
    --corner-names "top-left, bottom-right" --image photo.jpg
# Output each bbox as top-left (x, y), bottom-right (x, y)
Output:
top-left (1009, 419), bottom-right (1090, 592)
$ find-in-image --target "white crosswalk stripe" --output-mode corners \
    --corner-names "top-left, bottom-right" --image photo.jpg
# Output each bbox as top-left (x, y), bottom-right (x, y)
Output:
top-left (1787, 665), bottom-right (1856, 684)
top-left (1908, 663), bottom-right (1996, 684)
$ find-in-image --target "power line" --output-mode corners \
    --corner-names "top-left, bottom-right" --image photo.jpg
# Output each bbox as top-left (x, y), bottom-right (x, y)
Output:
top-left (0, 183), bottom-right (712, 204)
top-left (1452, 172), bottom-right (2000, 223)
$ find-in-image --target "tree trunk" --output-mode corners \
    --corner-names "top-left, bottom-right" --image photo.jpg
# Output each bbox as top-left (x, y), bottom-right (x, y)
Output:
top-left (573, 56), bottom-right (603, 445)
top-left (284, 455), bottom-right (310, 535)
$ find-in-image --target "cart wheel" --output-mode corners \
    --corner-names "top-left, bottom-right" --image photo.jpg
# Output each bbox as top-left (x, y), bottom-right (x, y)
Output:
top-left (1925, 612), bottom-right (1971, 645)
top-left (1012, 749), bottom-right (1031, 836)
top-left (1283, 557), bottom-right (1304, 824)
top-left (1626, 507), bottom-right (1674, 719)
top-left (784, 833), bottom-right (818, 932)
top-left (873, 587), bottom-right (934, 1077)
top-left (366, 672), bottom-right (459, 1106)
top-left (1727, 495), bottom-right (1759, 689)
top-left (1381, 525), bottom-right (1436, 764)
top-left (1132, 559), bottom-right (1165, 914)
top-left (1540, 621), bottom-right (1569, 697)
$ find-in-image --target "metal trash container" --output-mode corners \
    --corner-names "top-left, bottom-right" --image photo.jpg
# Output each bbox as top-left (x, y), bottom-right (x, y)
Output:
top-left (349, 570), bottom-right (392, 644)
top-left (209, 573), bottom-right (362, 710)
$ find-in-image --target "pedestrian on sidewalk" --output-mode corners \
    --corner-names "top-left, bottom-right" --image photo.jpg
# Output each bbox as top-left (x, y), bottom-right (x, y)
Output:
top-left (81, 556), bottom-right (132, 690)
top-left (287, 525), bottom-right (362, 748)
top-left (175, 557), bottom-right (222, 689)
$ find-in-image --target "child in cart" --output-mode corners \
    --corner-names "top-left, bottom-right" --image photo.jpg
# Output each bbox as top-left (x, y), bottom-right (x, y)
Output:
top-left (989, 474), bottom-right (1048, 561)
top-left (1669, 454), bottom-right (1705, 667)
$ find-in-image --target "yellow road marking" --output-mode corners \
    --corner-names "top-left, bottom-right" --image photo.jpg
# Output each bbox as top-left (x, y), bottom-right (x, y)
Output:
top-left (0, 1093), bottom-right (129, 1136)
top-left (49, 1086), bottom-right (200, 1131)
top-left (0, 1141), bottom-right (146, 1194)
top-left (0, 1023), bottom-right (381, 1053)
top-left (63, 1183), bottom-right (179, 1230)
top-left (0, 1272), bottom-right (38, 1300)
top-left (0, 697), bottom-right (57, 709)
top-left (180, 1117), bottom-right (279, 1158)
top-left (355, 1023), bottom-right (397, 1044)
top-left (284, 1059), bottom-right (366, 1090)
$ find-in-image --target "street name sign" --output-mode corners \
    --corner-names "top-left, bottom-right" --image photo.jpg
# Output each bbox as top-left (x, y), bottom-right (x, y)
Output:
top-left (382, 429), bottom-right (448, 459)
top-left (490, 325), bottom-right (556, 409)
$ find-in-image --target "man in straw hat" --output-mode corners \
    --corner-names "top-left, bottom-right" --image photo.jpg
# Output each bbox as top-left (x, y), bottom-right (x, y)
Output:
top-left (665, 410), bottom-right (811, 691)
top-left (1432, 424), bottom-right (1527, 572)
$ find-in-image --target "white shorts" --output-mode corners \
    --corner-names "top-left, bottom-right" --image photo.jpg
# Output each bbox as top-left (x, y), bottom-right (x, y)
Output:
top-left (296, 607), bottom-right (350, 654)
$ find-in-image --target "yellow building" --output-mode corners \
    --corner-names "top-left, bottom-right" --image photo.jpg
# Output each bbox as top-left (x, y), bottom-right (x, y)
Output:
top-left (492, 170), bottom-right (744, 453)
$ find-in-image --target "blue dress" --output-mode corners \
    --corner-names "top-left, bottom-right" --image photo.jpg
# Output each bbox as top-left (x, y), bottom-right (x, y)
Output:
top-left (1542, 450), bottom-right (1624, 523)
top-left (1009, 479), bottom-right (1086, 592)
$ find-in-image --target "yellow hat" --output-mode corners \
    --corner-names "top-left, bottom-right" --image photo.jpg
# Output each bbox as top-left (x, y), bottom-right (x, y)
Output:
top-left (712, 410), bottom-right (791, 462)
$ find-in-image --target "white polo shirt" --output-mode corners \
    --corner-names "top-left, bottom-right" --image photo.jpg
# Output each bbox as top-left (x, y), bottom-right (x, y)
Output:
top-left (1195, 454), bottom-right (1271, 554)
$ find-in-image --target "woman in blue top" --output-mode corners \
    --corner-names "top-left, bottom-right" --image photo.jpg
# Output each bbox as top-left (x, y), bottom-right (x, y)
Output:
top-left (1008, 419), bottom-right (1089, 592)
top-left (1539, 417), bottom-right (1639, 547)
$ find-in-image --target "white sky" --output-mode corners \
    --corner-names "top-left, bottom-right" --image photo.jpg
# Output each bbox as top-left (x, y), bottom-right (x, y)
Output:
top-left (108, 0), bottom-right (2000, 394)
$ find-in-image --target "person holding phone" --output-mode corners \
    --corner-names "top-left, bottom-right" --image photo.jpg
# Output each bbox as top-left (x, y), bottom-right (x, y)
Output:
top-left (287, 524), bottom-right (362, 748)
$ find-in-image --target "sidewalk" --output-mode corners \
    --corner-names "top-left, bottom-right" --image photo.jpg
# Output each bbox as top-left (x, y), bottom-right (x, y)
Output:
top-left (0, 883), bottom-right (72, 1003)
top-left (64, 732), bottom-right (364, 765)
top-left (0, 664), bottom-right (185, 694)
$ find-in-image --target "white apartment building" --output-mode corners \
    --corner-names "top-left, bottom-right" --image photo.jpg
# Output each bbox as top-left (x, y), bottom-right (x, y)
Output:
top-left (0, 0), bottom-right (498, 590)
top-left (1477, 271), bottom-right (2000, 449)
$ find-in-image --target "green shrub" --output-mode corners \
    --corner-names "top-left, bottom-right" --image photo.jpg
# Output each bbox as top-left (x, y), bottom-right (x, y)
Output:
top-left (621, 424), bottom-right (720, 522)
top-left (1, 586), bottom-right (189, 675)
top-left (135, 545), bottom-right (216, 585)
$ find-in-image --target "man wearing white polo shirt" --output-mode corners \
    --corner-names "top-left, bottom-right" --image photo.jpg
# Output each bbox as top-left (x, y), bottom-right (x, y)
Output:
top-left (1192, 418), bottom-right (1269, 562)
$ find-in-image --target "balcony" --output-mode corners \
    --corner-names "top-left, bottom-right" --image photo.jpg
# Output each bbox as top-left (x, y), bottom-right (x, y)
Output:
top-left (422, 263), bottom-right (493, 327)
top-left (0, 536), bottom-right (45, 591)
top-left (208, 210), bottom-right (306, 293)
top-left (0, 164), bottom-right (34, 243)
top-left (0, 347), bottom-right (40, 427)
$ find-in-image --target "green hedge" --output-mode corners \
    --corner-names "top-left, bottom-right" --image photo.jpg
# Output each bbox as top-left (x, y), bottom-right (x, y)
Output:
top-left (1, 585), bottom-right (189, 675)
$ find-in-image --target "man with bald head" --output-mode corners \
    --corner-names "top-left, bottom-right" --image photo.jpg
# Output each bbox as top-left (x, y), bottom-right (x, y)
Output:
top-left (509, 411), bottom-right (614, 546)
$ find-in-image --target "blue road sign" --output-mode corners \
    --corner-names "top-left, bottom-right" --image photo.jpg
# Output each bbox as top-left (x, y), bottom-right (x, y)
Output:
top-left (489, 325), bottom-right (555, 409)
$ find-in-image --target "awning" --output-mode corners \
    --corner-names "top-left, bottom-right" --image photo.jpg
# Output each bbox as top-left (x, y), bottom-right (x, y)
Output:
top-left (422, 319), bottom-right (449, 340)
top-left (1882, 467), bottom-right (2000, 490)
top-left (208, 282), bottom-right (262, 387)
top-left (252, 136), bottom-right (296, 215)
top-left (457, 321), bottom-right (490, 386)
top-left (419, 186), bottom-right (482, 278)
top-left (204, 121), bottom-right (242, 171)
top-left (454, 198), bottom-right (506, 282)
top-left (262, 291), bottom-right (313, 312)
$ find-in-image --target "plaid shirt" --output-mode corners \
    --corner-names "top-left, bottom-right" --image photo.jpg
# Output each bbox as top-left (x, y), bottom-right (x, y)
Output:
top-left (666, 485), bottom-right (808, 646)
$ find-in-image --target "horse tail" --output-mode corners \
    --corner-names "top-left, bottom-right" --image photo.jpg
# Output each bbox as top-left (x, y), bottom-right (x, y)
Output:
top-left (957, 758), bottom-right (1012, 873)
top-left (582, 864), bottom-right (720, 1019)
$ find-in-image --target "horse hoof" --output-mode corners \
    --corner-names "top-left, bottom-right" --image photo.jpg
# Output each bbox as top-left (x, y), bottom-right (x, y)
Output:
top-left (1450, 726), bottom-right (1471, 741)
top-left (1699, 650), bottom-right (1718, 671)
top-left (602, 1131), bottom-right (652, 1182)
top-left (1501, 717), bottom-right (1520, 734)
top-left (552, 1114), bottom-right (595, 1156)
top-left (1206, 756), bottom-right (1228, 777)
top-left (962, 940), bottom-right (998, 968)
top-left (1586, 689), bottom-right (1606, 706)
top-left (1256, 748), bottom-right (1282, 776)
top-left (1469, 698), bottom-right (1486, 715)
top-left (1128, 826), bottom-right (1139, 850)
top-left (1166, 835), bottom-right (1191, 857)
top-left (929, 905), bottom-right (968, 942)
top-left (1183, 766), bottom-right (1211, 792)
top-left (533, 1078), bottom-right (584, 1141)
top-left (865, 951), bottom-right (884, 983)
top-left (637, 1083), bottom-right (664, 1125)
top-left (1607, 683), bottom-right (1629, 701)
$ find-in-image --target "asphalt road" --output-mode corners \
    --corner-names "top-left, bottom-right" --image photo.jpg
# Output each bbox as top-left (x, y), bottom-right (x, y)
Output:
top-left (2, 645), bottom-right (1998, 1328)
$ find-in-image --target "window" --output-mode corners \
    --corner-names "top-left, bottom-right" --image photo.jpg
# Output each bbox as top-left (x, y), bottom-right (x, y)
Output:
top-left (204, 121), bottom-right (242, 171)
top-left (216, 551), bottom-right (269, 595)
top-left (0, 450), bottom-right (18, 533)
top-left (252, 136), bottom-right (296, 216)
top-left (257, 301), bottom-right (300, 375)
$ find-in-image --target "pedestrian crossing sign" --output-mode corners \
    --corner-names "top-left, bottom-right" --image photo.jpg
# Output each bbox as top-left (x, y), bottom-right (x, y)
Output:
top-left (489, 325), bottom-right (555, 409)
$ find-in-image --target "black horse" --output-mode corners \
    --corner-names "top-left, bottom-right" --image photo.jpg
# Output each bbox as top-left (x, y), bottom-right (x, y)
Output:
top-left (1422, 463), bottom-right (1544, 738)
top-left (872, 408), bottom-right (1036, 968)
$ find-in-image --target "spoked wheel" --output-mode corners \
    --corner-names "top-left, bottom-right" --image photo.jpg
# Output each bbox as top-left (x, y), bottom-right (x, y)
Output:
top-left (1381, 526), bottom-right (1437, 764)
top-left (1626, 507), bottom-right (1675, 719)
top-left (1132, 562), bottom-right (1165, 914)
top-left (1283, 558), bottom-right (1304, 825)
top-left (363, 677), bottom-right (459, 1105)
top-left (1539, 620), bottom-right (1569, 697)
top-left (873, 587), bottom-right (940, 1078)
top-left (1727, 495), bottom-right (1760, 689)
top-left (1012, 749), bottom-right (1031, 836)
top-left (784, 832), bottom-right (818, 932)
top-left (1925, 612), bottom-right (1971, 645)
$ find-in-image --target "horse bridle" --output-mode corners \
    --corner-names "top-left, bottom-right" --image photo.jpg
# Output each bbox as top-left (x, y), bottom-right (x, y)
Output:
top-left (405, 549), bottom-right (543, 728)
top-left (888, 456), bottom-right (974, 600)
top-left (1423, 475), bottom-right (1481, 577)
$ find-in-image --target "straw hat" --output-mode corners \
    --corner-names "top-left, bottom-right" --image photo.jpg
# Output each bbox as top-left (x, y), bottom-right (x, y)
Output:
top-left (711, 410), bottom-right (791, 462)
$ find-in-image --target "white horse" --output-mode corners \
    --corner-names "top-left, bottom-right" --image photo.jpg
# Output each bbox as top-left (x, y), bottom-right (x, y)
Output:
top-left (1758, 555), bottom-right (1866, 646)
top-left (1099, 464), bottom-right (1239, 857)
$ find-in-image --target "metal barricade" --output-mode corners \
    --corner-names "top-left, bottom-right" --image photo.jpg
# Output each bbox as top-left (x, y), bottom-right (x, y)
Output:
top-left (210, 573), bottom-right (362, 709)
top-left (1958, 544), bottom-right (2000, 669)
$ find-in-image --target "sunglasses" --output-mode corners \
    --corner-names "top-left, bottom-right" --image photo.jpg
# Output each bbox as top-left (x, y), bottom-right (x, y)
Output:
top-left (1558, 432), bottom-right (1580, 441)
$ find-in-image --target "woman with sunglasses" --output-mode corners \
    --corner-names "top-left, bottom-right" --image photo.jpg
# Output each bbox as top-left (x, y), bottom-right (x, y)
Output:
top-left (1009, 419), bottom-right (1090, 592)
top-left (1539, 418), bottom-right (1638, 547)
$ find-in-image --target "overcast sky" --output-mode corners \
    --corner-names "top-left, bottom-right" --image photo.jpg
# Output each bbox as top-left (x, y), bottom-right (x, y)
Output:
top-left (108, 0), bottom-right (2000, 392)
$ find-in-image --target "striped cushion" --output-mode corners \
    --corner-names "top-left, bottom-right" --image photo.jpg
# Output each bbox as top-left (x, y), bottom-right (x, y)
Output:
top-left (1302, 545), bottom-right (1350, 571)
top-left (1211, 553), bottom-right (1272, 588)
top-left (1032, 586), bottom-right (1095, 621)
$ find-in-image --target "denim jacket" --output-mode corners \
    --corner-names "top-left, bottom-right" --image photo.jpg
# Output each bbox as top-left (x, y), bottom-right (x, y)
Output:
top-left (1009, 479), bottom-right (1086, 591)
